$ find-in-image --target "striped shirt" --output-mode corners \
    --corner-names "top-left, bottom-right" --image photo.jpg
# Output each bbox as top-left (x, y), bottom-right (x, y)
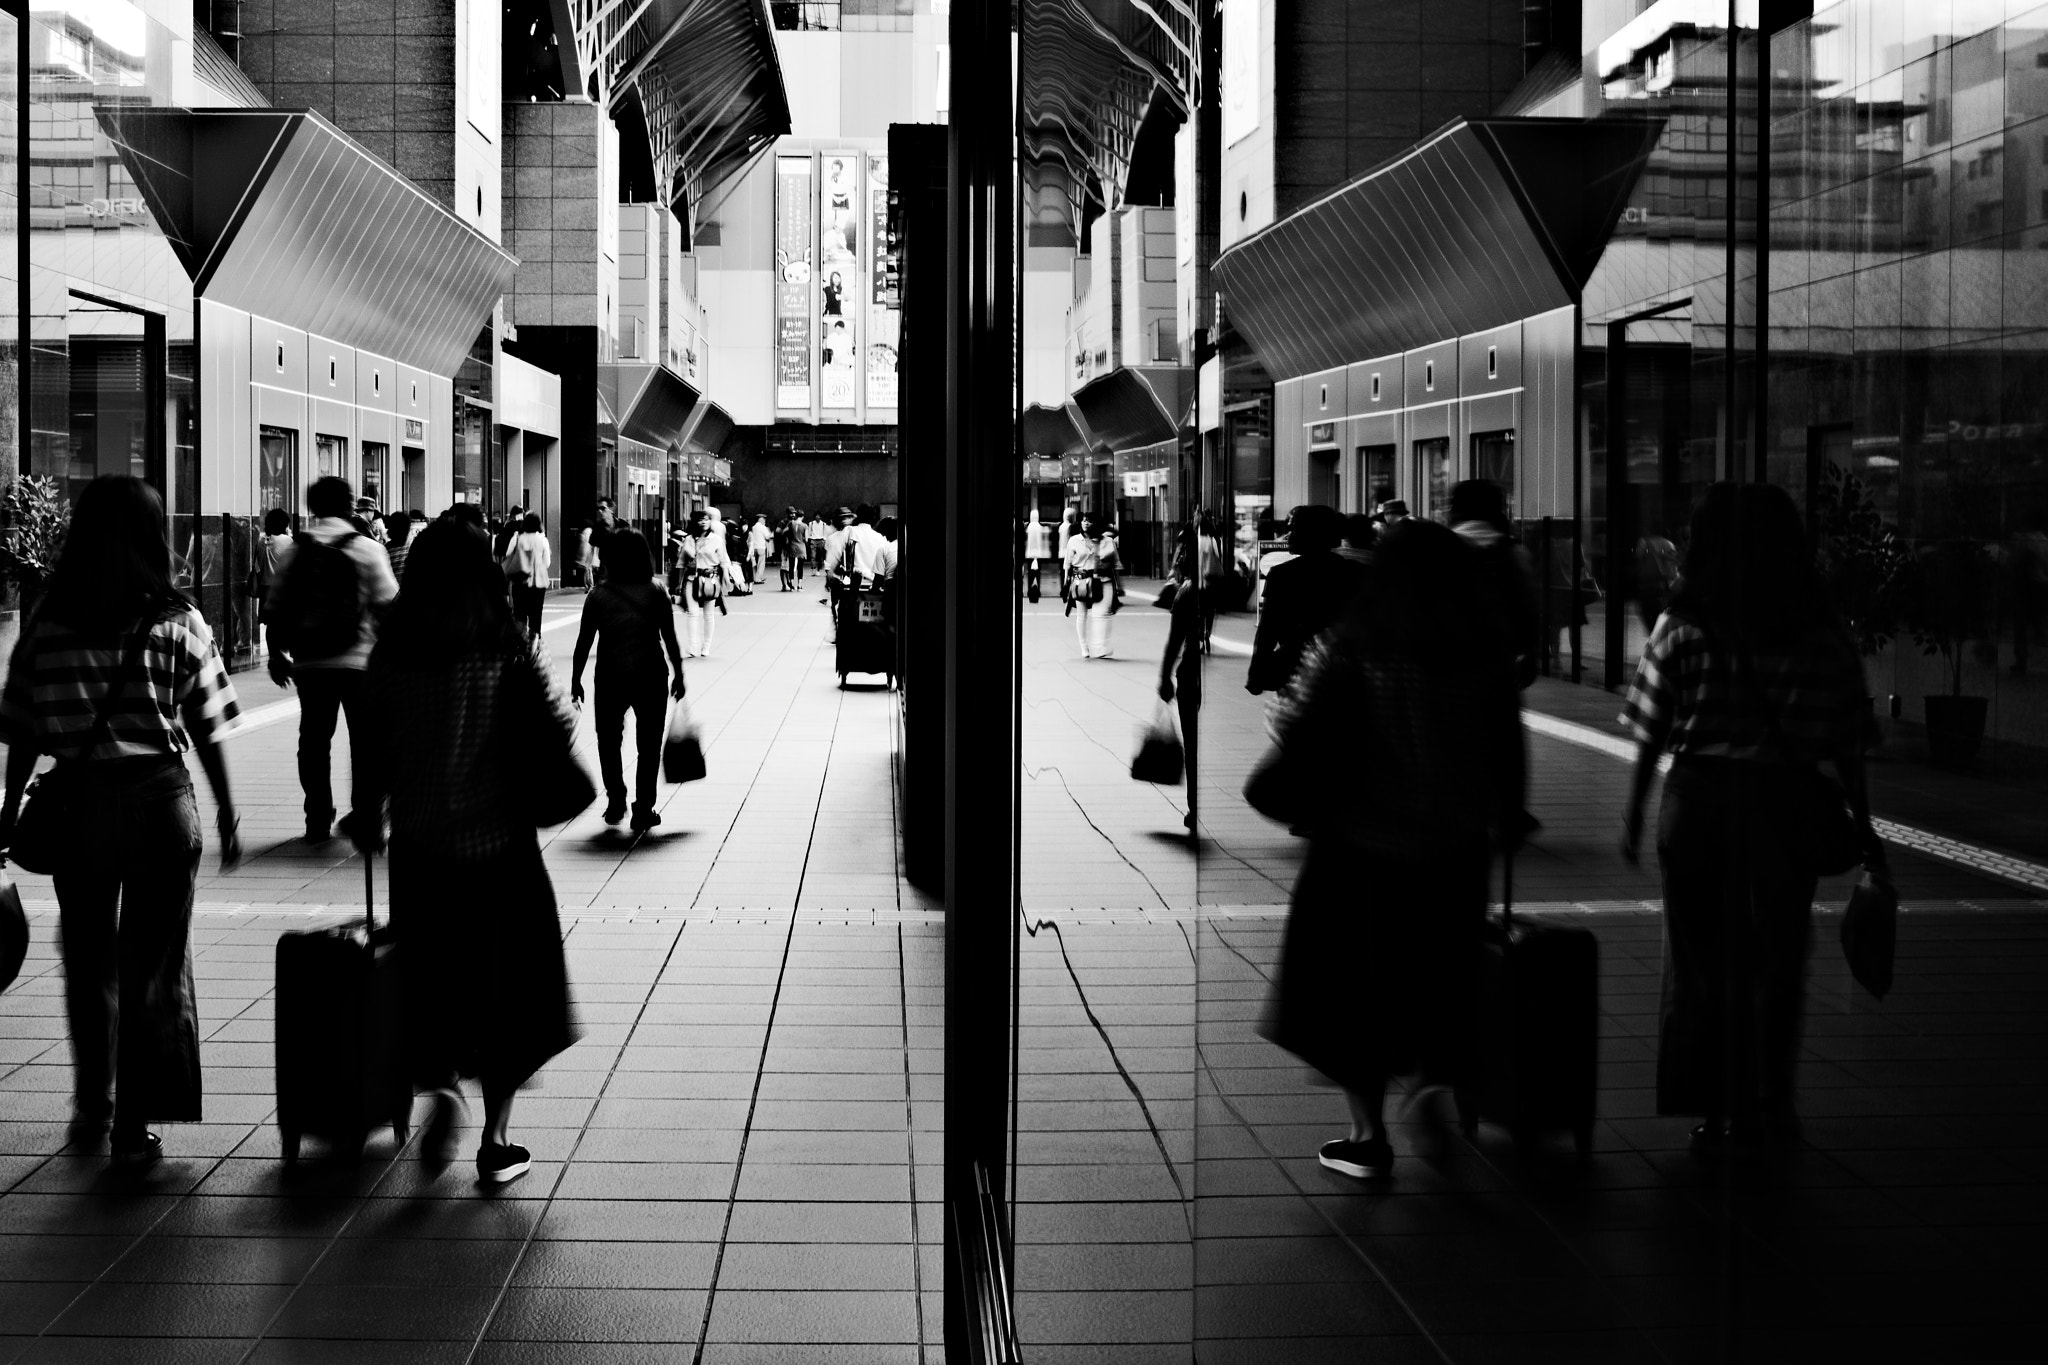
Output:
top-left (0, 604), bottom-right (241, 760)
top-left (1620, 611), bottom-right (1865, 763)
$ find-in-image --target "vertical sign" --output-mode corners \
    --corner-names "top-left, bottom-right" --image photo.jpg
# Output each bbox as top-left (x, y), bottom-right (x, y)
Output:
top-left (819, 151), bottom-right (861, 412)
top-left (774, 155), bottom-right (814, 410)
top-left (1222, 0), bottom-right (1260, 148)
top-left (866, 153), bottom-right (899, 411)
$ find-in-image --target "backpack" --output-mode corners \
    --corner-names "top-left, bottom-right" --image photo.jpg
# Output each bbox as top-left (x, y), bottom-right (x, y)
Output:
top-left (272, 532), bottom-right (364, 660)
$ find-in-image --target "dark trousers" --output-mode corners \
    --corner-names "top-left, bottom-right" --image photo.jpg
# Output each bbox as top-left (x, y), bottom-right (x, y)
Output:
top-left (1176, 678), bottom-right (1201, 830)
top-left (1655, 758), bottom-right (1818, 1122)
top-left (512, 584), bottom-right (546, 637)
top-left (595, 674), bottom-right (666, 816)
top-left (52, 758), bottom-right (203, 1126)
top-left (296, 667), bottom-right (369, 829)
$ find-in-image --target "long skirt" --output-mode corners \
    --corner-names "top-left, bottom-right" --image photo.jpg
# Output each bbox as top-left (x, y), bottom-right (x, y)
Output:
top-left (389, 830), bottom-right (578, 1092)
top-left (1654, 758), bottom-right (1817, 1120)
top-left (1262, 839), bottom-right (1486, 1093)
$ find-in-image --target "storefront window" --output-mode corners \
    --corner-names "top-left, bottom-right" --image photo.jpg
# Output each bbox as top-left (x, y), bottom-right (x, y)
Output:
top-left (314, 432), bottom-right (347, 481)
top-left (361, 441), bottom-right (390, 511)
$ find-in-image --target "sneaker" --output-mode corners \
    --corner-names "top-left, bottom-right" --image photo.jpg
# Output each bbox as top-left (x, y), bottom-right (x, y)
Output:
top-left (629, 808), bottom-right (661, 833)
top-left (110, 1130), bottom-right (163, 1165)
top-left (602, 799), bottom-right (627, 825)
top-left (421, 1088), bottom-right (463, 1176)
top-left (477, 1142), bottom-right (531, 1185)
top-left (1318, 1136), bottom-right (1393, 1178)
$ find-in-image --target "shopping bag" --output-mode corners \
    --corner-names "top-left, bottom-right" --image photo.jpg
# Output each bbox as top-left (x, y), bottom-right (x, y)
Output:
top-left (0, 870), bottom-right (27, 993)
top-left (1840, 872), bottom-right (1897, 999)
top-left (1130, 704), bottom-right (1184, 785)
top-left (663, 701), bottom-right (708, 784)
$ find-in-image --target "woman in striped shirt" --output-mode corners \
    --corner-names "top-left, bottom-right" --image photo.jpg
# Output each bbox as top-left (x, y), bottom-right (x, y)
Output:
top-left (0, 475), bottom-right (243, 1164)
top-left (1620, 482), bottom-right (1887, 1152)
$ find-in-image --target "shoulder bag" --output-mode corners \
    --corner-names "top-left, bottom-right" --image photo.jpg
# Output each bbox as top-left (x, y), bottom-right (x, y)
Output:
top-left (506, 644), bottom-right (597, 827)
top-left (9, 616), bottom-right (158, 874)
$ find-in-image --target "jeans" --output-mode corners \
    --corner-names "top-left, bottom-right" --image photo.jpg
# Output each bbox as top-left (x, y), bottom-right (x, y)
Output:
top-left (595, 673), bottom-right (666, 816)
top-left (51, 757), bottom-right (203, 1127)
top-left (295, 667), bottom-right (370, 829)
top-left (512, 584), bottom-right (546, 637)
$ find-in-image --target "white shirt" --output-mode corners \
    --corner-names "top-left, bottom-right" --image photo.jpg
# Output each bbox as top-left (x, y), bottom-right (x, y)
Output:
top-left (503, 531), bottom-right (552, 585)
top-left (1024, 520), bottom-right (1052, 560)
top-left (824, 523), bottom-right (897, 580)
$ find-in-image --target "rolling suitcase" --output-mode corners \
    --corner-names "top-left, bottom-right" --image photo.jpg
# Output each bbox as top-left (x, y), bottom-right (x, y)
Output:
top-left (274, 854), bottom-right (410, 1164)
top-left (835, 588), bottom-right (895, 688)
top-left (1455, 852), bottom-right (1598, 1155)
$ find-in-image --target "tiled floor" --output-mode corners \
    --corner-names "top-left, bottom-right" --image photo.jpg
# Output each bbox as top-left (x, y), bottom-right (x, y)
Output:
top-left (3, 586), bottom-right (2046, 1361)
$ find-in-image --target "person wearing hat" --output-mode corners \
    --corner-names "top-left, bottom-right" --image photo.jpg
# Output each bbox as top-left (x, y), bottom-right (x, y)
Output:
top-left (777, 507), bottom-right (806, 590)
top-left (355, 496), bottom-right (389, 543)
top-left (1375, 498), bottom-right (1411, 528)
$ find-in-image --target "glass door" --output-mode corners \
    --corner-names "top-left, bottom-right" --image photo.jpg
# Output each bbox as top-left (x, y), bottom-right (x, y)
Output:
top-left (1359, 443), bottom-right (1395, 512)
top-left (314, 432), bottom-right (348, 483)
top-left (361, 441), bottom-right (390, 512)
top-left (259, 426), bottom-right (299, 522)
top-left (1412, 436), bottom-right (1450, 520)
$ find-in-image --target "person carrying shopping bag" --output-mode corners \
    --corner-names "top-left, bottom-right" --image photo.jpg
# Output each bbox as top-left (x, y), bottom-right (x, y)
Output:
top-left (0, 475), bottom-right (245, 1164)
top-left (570, 529), bottom-right (687, 832)
top-left (500, 512), bottom-right (552, 638)
top-left (674, 510), bottom-right (732, 657)
top-left (1064, 512), bottom-right (1122, 658)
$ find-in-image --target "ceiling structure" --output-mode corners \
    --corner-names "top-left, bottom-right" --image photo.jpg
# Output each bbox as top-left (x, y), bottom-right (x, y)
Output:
top-left (1019, 0), bottom-right (1198, 242)
top-left (556, 0), bottom-right (792, 235)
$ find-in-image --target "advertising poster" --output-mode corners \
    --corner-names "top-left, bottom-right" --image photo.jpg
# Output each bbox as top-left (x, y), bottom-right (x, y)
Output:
top-left (866, 154), bottom-right (899, 410)
top-left (774, 155), bottom-right (814, 410)
top-left (819, 151), bottom-right (861, 411)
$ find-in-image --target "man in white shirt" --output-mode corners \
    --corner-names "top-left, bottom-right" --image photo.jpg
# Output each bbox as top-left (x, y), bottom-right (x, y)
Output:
top-left (265, 476), bottom-right (400, 842)
top-left (821, 505), bottom-right (897, 639)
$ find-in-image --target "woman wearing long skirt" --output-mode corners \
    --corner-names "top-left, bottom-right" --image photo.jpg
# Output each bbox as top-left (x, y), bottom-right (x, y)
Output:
top-left (1620, 483), bottom-right (1885, 1150)
top-left (353, 523), bottom-right (580, 1185)
top-left (0, 475), bottom-right (244, 1163)
top-left (1259, 520), bottom-right (1521, 1180)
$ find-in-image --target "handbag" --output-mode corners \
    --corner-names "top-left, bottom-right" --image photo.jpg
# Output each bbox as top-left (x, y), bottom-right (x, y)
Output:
top-left (0, 871), bottom-right (27, 993)
top-left (512, 648), bottom-right (598, 826)
top-left (663, 700), bottom-right (707, 784)
top-left (1130, 703), bottom-right (1184, 786)
top-left (9, 616), bottom-right (157, 875)
top-left (1153, 579), bottom-right (1179, 611)
top-left (1840, 871), bottom-right (1897, 999)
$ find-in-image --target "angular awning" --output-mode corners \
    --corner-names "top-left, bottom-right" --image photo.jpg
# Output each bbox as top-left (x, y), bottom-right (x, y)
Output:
top-left (1213, 117), bottom-right (1660, 382)
top-left (1071, 365), bottom-right (1190, 452)
top-left (1020, 403), bottom-right (1091, 458)
top-left (601, 362), bottom-right (700, 450)
top-left (680, 401), bottom-right (734, 457)
top-left (97, 108), bottom-right (516, 376)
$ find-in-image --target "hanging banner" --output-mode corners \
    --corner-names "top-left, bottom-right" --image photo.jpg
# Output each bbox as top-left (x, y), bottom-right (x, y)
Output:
top-left (819, 150), bottom-right (861, 411)
top-left (774, 155), bottom-right (814, 410)
top-left (866, 153), bottom-right (899, 411)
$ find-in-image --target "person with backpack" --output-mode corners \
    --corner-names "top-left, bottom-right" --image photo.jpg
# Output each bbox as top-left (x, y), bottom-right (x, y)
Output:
top-left (570, 529), bottom-right (686, 832)
top-left (266, 475), bottom-right (399, 843)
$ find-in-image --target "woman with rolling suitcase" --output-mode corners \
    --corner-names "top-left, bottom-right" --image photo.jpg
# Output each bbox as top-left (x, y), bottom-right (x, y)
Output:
top-left (0, 475), bottom-right (244, 1164)
top-left (1254, 519), bottom-right (1522, 1179)
top-left (351, 522), bottom-right (582, 1185)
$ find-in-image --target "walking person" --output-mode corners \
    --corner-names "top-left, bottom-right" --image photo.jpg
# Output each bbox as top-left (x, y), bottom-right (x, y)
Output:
top-left (348, 523), bottom-right (579, 1185)
top-left (1259, 519), bottom-right (1523, 1179)
top-left (1156, 547), bottom-right (1204, 836)
top-left (570, 530), bottom-right (686, 832)
top-left (1620, 483), bottom-right (1886, 1152)
top-left (779, 509), bottom-right (805, 590)
top-left (676, 509), bottom-right (733, 658)
top-left (806, 512), bottom-right (828, 573)
top-left (0, 475), bottom-right (244, 1163)
top-left (1247, 505), bottom-right (1365, 697)
top-left (588, 499), bottom-right (619, 586)
top-left (747, 515), bottom-right (775, 588)
top-left (1023, 511), bottom-right (1053, 602)
top-left (266, 476), bottom-right (400, 843)
top-left (501, 512), bottom-right (552, 639)
top-left (1064, 512), bottom-right (1122, 659)
top-left (255, 508), bottom-right (295, 656)
top-left (385, 510), bottom-right (415, 582)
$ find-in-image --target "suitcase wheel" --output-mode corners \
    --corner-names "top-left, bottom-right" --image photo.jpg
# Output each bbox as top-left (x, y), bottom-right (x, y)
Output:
top-left (281, 1129), bottom-right (301, 1166)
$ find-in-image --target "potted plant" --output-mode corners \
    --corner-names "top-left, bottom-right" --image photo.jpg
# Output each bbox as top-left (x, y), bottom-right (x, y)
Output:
top-left (1812, 464), bottom-right (1912, 659)
top-left (0, 475), bottom-right (70, 624)
top-left (1899, 536), bottom-right (1997, 767)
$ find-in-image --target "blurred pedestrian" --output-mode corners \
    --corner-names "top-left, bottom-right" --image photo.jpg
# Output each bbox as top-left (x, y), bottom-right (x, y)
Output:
top-left (385, 510), bottom-right (414, 582)
top-left (0, 475), bottom-right (244, 1163)
top-left (1156, 552), bottom-right (1204, 836)
top-left (1619, 482), bottom-right (1887, 1151)
top-left (747, 515), bottom-right (774, 587)
top-left (779, 509), bottom-right (805, 589)
top-left (255, 508), bottom-right (294, 655)
top-left (1259, 519), bottom-right (1522, 1179)
top-left (676, 509), bottom-right (732, 658)
top-left (501, 513), bottom-right (552, 639)
top-left (1336, 513), bottom-right (1376, 567)
top-left (589, 499), bottom-right (619, 585)
top-left (350, 523), bottom-right (579, 1186)
top-left (570, 529), bottom-right (686, 832)
top-left (266, 476), bottom-right (399, 844)
top-left (1247, 505), bottom-right (1363, 696)
top-left (1449, 481), bottom-right (1541, 687)
top-left (1023, 511), bottom-right (1053, 602)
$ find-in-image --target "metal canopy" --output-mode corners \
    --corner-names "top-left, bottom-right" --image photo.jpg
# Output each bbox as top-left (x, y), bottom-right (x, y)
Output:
top-left (1213, 117), bottom-right (1661, 382)
top-left (681, 401), bottom-right (734, 456)
top-left (98, 108), bottom-right (516, 376)
top-left (1070, 365), bottom-right (1189, 452)
top-left (566, 0), bottom-right (790, 227)
top-left (601, 362), bottom-right (701, 449)
top-left (1020, 402), bottom-right (1091, 458)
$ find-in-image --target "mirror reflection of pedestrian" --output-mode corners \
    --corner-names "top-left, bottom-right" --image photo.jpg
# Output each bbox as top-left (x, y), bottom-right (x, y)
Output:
top-left (0, 474), bottom-right (245, 1164)
top-left (1619, 483), bottom-right (1889, 1152)
top-left (351, 524), bottom-right (581, 1186)
top-left (1065, 513), bottom-right (1122, 659)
